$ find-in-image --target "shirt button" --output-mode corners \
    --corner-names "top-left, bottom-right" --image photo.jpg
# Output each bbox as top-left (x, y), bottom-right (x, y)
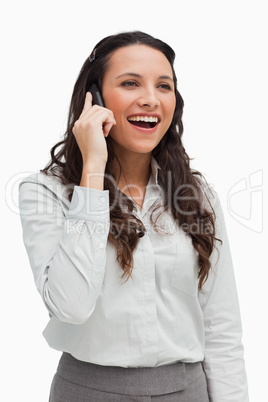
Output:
top-left (99, 197), bottom-right (105, 203)
top-left (98, 243), bottom-right (105, 250)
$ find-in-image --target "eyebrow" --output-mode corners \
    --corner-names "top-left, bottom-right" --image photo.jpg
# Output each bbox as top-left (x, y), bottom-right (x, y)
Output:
top-left (116, 72), bottom-right (173, 81)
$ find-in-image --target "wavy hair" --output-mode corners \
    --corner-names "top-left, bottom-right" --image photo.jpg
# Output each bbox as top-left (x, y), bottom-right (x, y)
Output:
top-left (42, 31), bottom-right (218, 290)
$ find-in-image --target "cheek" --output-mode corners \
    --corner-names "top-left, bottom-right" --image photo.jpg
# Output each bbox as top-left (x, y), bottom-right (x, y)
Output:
top-left (166, 98), bottom-right (176, 125)
top-left (104, 91), bottom-right (131, 116)
top-left (163, 105), bottom-right (175, 129)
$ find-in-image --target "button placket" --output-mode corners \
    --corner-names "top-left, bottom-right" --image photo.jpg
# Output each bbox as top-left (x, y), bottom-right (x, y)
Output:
top-left (92, 221), bottom-right (107, 287)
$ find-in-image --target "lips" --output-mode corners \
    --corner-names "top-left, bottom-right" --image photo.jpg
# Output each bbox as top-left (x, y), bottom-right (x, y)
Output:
top-left (130, 120), bottom-right (155, 128)
top-left (127, 114), bottom-right (161, 129)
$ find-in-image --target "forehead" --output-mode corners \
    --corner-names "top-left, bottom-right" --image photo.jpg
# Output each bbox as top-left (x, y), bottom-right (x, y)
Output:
top-left (105, 44), bottom-right (173, 78)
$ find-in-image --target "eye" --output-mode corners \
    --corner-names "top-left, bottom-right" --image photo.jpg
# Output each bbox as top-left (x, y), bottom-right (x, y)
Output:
top-left (158, 83), bottom-right (172, 90)
top-left (121, 81), bottom-right (138, 87)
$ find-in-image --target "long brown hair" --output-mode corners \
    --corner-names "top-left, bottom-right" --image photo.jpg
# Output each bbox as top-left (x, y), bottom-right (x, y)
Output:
top-left (42, 31), bottom-right (218, 290)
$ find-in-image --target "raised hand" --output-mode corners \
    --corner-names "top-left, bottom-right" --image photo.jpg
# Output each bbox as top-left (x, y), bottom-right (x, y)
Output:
top-left (72, 92), bottom-right (116, 189)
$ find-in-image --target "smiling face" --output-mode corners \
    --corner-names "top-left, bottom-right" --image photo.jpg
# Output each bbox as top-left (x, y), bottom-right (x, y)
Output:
top-left (102, 45), bottom-right (176, 158)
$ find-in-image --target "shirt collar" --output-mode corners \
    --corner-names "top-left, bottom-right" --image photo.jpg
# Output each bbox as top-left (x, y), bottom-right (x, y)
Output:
top-left (150, 157), bottom-right (161, 185)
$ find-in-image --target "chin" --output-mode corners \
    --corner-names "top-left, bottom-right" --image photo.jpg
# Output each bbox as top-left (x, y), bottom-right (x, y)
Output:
top-left (110, 136), bottom-right (159, 156)
top-left (132, 145), bottom-right (157, 154)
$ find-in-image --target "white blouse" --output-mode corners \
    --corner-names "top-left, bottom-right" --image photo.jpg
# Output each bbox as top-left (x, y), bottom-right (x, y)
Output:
top-left (19, 158), bottom-right (249, 401)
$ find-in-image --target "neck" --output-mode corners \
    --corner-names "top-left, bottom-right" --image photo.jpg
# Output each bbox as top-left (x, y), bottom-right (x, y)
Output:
top-left (112, 152), bottom-right (152, 187)
top-left (110, 150), bottom-right (152, 212)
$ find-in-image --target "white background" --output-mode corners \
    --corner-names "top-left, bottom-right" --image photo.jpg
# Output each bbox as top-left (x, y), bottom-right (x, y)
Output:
top-left (1, 1), bottom-right (267, 401)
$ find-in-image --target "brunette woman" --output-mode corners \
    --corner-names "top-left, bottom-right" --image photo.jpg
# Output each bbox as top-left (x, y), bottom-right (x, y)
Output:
top-left (19, 31), bottom-right (249, 401)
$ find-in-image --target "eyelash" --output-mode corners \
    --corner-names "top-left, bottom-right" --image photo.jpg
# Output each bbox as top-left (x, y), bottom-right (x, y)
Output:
top-left (121, 81), bottom-right (172, 90)
top-left (158, 83), bottom-right (172, 90)
top-left (121, 81), bottom-right (138, 87)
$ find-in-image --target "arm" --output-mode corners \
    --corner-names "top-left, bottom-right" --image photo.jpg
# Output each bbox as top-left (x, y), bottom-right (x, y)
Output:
top-left (19, 177), bottom-right (110, 325)
top-left (199, 194), bottom-right (249, 401)
top-left (19, 92), bottom-right (116, 324)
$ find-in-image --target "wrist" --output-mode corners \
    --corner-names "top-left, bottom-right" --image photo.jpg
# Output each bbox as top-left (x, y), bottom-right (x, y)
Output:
top-left (82, 159), bottom-right (106, 173)
top-left (80, 162), bottom-right (106, 190)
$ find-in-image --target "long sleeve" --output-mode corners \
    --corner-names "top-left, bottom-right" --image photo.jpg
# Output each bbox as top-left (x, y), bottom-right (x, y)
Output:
top-left (199, 194), bottom-right (249, 401)
top-left (19, 173), bottom-right (110, 324)
top-left (18, 166), bottom-right (249, 383)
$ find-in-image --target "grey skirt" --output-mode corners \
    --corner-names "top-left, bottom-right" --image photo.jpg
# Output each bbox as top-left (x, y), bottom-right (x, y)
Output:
top-left (49, 353), bottom-right (209, 402)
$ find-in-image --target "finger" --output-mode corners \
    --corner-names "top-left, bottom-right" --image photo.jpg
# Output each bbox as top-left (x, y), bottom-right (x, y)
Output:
top-left (103, 119), bottom-right (116, 137)
top-left (77, 107), bottom-right (106, 127)
top-left (81, 92), bottom-right (93, 114)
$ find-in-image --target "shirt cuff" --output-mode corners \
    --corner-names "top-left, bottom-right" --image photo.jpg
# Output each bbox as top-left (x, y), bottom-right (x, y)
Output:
top-left (67, 186), bottom-right (109, 221)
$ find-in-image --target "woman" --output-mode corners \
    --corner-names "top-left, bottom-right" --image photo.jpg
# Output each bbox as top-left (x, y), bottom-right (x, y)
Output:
top-left (19, 31), bottom-right (249, 401)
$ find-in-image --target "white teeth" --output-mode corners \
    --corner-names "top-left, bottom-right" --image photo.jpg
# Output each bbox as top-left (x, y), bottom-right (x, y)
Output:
top-left (128, 116), bottom-right (159, 123)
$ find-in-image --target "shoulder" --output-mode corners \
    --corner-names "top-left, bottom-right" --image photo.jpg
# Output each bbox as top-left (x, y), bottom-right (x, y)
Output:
top-left (195, 177), bottom-right (229, 244)
top-left (19, 170), bottom-right (74, 207)
top-left (194, 174), bottom-right (220, 212)
top-left (195, 175), bottom-right (227, 233)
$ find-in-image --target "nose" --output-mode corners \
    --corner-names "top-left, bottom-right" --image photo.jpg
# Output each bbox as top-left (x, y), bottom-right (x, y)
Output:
top-left (137, 87), bottom-right (160, 109)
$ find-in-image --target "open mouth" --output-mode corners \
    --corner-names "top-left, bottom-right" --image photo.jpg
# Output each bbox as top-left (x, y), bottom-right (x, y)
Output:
top-left (127, 115), bottom-right (159, 129)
